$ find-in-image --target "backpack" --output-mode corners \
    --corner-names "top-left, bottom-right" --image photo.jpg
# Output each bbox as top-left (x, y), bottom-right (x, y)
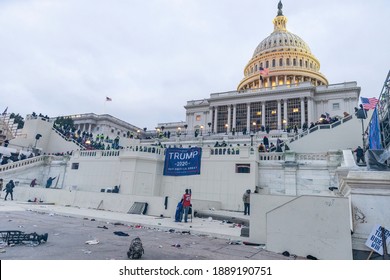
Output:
top-left (127, 237), bottom-right (144, 259)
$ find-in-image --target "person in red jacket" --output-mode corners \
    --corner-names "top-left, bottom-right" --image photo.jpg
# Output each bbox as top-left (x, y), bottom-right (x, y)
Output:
top-left (182, 189), bottom-right (192, 223)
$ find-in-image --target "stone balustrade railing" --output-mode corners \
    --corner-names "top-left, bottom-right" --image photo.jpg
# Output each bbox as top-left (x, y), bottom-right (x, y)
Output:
top-left (0, 155), bottom-right (46, 173)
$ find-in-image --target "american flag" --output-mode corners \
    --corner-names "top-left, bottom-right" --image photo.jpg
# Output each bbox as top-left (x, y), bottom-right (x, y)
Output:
top-left (360, 97), bottom-right (378, 110)
top-left (259, 67), bottom-right (269, 76)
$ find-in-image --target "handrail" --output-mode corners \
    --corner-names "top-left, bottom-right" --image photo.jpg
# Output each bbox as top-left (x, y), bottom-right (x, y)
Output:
top-left (289, 115), bottom-right (353, 143)
top-left (51, 126), bottom-right (85, 149)
top-left (0, 155), bottom-right (46, 173)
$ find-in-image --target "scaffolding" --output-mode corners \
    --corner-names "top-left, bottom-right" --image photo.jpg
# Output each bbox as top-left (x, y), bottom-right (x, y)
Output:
top-left (377, 70), bottom-right (390, 149)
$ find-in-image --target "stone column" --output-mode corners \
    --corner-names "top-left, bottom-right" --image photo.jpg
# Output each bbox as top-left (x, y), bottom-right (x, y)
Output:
top-left (213, 107), bottom-right (218, 133)
top-left (209, 108), bottom-right (213, 127)
top-left (261, 102), bottom-right (266, 127)
top-left (232, 104), bottom-right (237, 130)
top-left (246, 103), bottom-right (251, 133)
top-left (300, 97), bottom-right (306, 127)
top-left (227, 105), bottom-right (231, 133)
top-left (307, 97), bottom-right (313, 125)
top-left (283, 99), bottom-right (288, 128)
top-left (277, 100), bottom-right (282, 130)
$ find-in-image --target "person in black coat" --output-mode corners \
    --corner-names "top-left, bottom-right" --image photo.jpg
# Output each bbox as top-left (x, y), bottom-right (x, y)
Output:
top-left (4, 180), bottom-right (15, 200)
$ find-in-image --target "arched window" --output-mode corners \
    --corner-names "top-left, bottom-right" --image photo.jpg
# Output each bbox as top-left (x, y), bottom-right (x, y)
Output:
top-left (266, 61), bottom-right (269, 68)
top-left (272, 59), bottom-right (276, 67)
top-left (286, 58), bottom-right (290, 66)
top-left (279, 58), bottom-right (283, 66)
top-left (255, 65), bottom-right (258, 71)
top-left (305, 61), bottom-right (308, 68)
top-left (293, 59), bottom-right (297, 66)
top-left (299, 59), bottom-right (303, 67)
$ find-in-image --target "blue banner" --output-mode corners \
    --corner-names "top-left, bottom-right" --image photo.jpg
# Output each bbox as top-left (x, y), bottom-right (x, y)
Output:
top-left (163, 147), bottom-right (202, 176)
top-left (369, 108), bottom-right (382, 150)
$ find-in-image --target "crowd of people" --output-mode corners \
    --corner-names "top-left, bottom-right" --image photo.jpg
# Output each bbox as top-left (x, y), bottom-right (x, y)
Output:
top-left (54, 123), bottom-right (123, 151)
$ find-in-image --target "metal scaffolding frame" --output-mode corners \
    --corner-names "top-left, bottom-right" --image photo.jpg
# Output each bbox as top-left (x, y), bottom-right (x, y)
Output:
top-left (377, 70), bottom-right (390, 149)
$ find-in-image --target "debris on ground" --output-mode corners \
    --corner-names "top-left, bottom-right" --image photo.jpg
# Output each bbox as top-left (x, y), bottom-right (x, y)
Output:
top-left (85, 239), bottom-right (99, 245)
top-left (127, 237), bottom-right (144, 259)
top-left (0, 231), bottom-right (48, 246)
top-left (113, 231), bottom-right (129, 236)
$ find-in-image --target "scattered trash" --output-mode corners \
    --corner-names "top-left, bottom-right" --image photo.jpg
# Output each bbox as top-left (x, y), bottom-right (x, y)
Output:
top-left (85, 239), bottom-right (99, 245)
top-left (306, 255), bottom-right (318, 260)
top-left (135, 225), bottom-right (142, 229)
top-left (171, 244), bottom-right (181, 248)
top-left (90, 219), bottom-right (96, 221)
top-left (282, 251), bottom-right (290, 257)
top-left (159, 245), bottom-right (163, 248)
top-left (0, 249), bottom-right (6, 253)
top-left (114, 222), bottom-right (124, 226)
top-left (228, 240), bottom-right (242, 245)
top-left (113, 231), bottom-right (129, 237)
top-left (169, 229), bottom-right (175, 233)
top-left (49, 213), bottom-right (55, 216)
top-left (0, 231), bottom-right (48, 246)
top-left (127, 237), bottom-right (144, 259)
top-left (53, 233), bottom-right (60, 236)
top-left (82, 249), bottom-right (92, 254)
top-left (181, 231), bottom-right (190, 234)
top-left (97, 226), bottom-right (108, 229)
top-left (208, 217), bottom-right (213, 221)
top-left (243, 241), bottom-right (263, 246)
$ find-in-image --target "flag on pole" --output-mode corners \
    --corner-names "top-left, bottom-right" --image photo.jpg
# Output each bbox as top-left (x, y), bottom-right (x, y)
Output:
top-left (259, 67), bottom-right (269, 76)
top-left (368, 108), bottom-right (382, 150)
top-left (360, 97), bottom-right (378, 110)
top-left (2, 106), bottom-right (8, 115)
top-left (106, 97), bottom-right (112, 101)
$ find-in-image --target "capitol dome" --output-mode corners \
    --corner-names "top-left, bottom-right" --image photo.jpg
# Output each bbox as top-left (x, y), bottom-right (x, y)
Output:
top-left (237, 1), bottom-right (328, 91)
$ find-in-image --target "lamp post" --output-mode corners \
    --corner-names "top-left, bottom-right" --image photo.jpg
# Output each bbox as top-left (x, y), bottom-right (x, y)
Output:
top-left (225, 124), bottom-right (228, 135)
top-left (355, 105), bottom-right (367, 150)
top-left (252, 122), bottom-right (256, 133)
top-left (250, 131), bottom-right (254, 146)
top-left (200, 125), bottom-right (204, 136)
top-left (282, 119), bottom-right (287, 132)
top-left (177, 127), bottom-right (181, 137)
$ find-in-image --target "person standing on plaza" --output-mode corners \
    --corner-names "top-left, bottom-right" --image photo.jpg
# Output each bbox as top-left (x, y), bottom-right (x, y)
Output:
top-left (4, 179), bottom-right (15, 201)
top-left (242, 189), bottom-right (251, 215)
top-left (182, 189), bottom-right (192, 223)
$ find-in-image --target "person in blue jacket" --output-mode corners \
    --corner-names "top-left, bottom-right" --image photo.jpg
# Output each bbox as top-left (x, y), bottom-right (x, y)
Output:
top-left (175, 199), bottom-right (183, 222)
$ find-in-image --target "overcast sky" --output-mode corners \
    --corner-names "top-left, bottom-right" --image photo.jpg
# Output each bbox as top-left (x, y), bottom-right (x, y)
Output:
top-left (1, 0), bottom-right (389, 130)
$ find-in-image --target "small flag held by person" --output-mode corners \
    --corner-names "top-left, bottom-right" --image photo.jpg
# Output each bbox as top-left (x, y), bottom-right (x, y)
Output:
top-left (259, 67), bottom-right (269, 82)
top-left (106, 97), bottom-right (112, 102)
top-left (360, 97), bottom-right (378, 110)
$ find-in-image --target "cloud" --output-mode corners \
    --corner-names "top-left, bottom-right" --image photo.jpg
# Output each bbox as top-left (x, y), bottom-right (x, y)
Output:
top-left (0, 0), bottom-right (389, 130)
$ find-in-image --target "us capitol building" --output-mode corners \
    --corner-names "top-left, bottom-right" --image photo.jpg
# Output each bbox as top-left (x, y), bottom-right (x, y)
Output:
top-left (2, 1), bottom-right (389, 260)
top-left (177, 1), bottom-right (360, 135)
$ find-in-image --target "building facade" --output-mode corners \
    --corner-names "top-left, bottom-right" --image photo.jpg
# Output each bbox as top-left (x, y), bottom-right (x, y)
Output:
top-left (184, 2), bottom-right (360, 134)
